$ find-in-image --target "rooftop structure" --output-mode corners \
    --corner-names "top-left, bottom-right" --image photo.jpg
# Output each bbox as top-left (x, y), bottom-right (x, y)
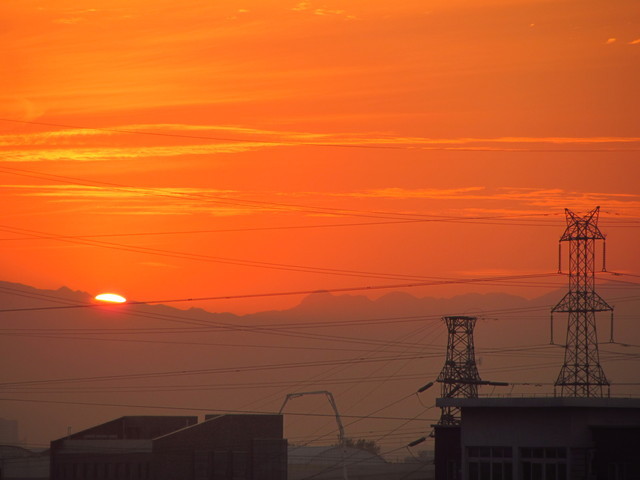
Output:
top-left (50, 414), bottom-right (287, 480)
top-left (434, 397), bottom-right (640, 480)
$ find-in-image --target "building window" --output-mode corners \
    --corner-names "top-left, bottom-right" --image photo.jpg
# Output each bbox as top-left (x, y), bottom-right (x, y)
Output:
top-left (520, 447), bottom-right (567, 480)
top-left (467, 446), bottom-right (513, 480)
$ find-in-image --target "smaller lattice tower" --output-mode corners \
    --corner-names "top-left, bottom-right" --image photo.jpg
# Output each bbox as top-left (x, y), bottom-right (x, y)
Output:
top-left (436, 315), bottom-right (482, 425)
top-left (552, 206), bottom-right (612, 398)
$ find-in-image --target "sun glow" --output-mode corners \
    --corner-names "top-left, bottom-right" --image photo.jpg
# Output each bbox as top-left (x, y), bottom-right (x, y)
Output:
top-left (95, 293), bottom-right (127, 303)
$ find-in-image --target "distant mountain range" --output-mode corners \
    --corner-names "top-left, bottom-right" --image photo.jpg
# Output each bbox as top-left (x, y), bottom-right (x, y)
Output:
top-left (1, 279), bottom-right (638, 447)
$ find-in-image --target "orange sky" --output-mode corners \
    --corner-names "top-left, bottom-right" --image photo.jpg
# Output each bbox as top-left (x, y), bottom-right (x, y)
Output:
top-left (2, 0), bottom-right (640, 456)
top-left (1, 0), bottom-right (639, 313)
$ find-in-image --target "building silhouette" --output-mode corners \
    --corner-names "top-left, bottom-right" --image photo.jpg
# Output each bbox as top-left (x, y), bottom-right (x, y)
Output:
top-left (434, 397), bottom-right (640, 479)
top-left (50, 414), bottom-right (287, 480)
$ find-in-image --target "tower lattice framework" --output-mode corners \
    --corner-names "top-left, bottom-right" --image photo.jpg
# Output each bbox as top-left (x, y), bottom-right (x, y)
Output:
top-left (552, 206), bottom-right (612, 398)
top-left (436, 315), bottom-right (482, 425)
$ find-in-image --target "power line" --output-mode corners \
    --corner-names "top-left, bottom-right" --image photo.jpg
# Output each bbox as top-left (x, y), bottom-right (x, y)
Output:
top-left (1, 283), bottom-right (636, 353)
top-left (0, 374), bottom-right (438, 395)
top-left (0, 219), bottom-right (440, 240)
top-left (0, 397), bottom-right (433, 422)
top-left (0, 224), bottom-right (574, 285)
top-left (0, 165), bottom-right (563, 224)
top-left (9, 164), bottom-right (626, 232)
top-left (2, 284), bottom-right (636, 366)
top-left (0, 332), bottom-right (425, 355)
top-left (3, 283), bottom-right (636, 334)
top-left (0, 284), bottom-right (441, 351)
top-left (0, 272), bottom-right (563, 314)
top-left (0, 347), bottom-right (571, 392)
top-left (0, 353), bottom-right (441, 388)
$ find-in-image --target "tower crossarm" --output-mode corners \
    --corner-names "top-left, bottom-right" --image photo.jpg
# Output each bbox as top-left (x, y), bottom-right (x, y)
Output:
top-left (552, 291), bottom-right (613, 313)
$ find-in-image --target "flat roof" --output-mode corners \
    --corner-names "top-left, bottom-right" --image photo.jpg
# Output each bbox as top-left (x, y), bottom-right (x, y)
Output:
top-left (436, 397), bottom-right (640, 409)
top-left (153, 413), bottom-right (283, 441)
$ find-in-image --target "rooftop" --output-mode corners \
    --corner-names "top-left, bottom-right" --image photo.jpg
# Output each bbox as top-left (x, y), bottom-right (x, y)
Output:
top-left (436, 397), bottom-right (640, 409)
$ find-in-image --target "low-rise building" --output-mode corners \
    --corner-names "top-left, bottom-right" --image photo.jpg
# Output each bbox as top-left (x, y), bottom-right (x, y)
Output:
top-left (434, 397), bottom-right (640, 480)
top-left (50, 416), bottom-right (197, 480)
top-left (153, 413), bottom-right (286, 480)
top-left (50, 414), bottom-right (287, 480)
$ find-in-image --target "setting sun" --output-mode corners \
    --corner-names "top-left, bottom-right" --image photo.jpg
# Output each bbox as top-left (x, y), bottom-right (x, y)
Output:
top-left (94, 293), bottom-right (127, 303)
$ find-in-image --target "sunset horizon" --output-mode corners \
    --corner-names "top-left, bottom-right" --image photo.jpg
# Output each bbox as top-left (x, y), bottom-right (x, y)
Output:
top-left (1, 0), bottom-right (639, 470)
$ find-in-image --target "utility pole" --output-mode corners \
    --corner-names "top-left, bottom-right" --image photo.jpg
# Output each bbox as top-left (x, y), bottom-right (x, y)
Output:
top-left (551, 206), bottom-right (612, 397)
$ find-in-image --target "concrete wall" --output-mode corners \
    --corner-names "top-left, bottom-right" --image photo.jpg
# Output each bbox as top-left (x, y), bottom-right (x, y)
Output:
top-left (461, 406), bottom-right (640, 447)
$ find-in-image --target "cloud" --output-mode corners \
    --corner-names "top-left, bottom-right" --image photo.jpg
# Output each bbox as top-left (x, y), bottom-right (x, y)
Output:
top-left (0, 142), bottom-right (279, 162)
top-left (326, 187), bottom-right (486, 200)
top-left (0, 184), bottom-right (266, 217)
top-left (311, 186), bottom-right (640, 216)
top-left (313, 9), bottom-right (347, 17)
top-left (6, 123), bottom-right (640, 146)
top-left (292, 1), bottom-right (311, 11)
top-left (2, 184), bottom-right (238, 198)
top-left (2, 183), bottom-right (639, 221)
top-left (52, 8), bottom-right (99, 24)
top-left (53, 17), bottom-right (84, 25)
top-left (2, 123), bottom-right (640, 164)
top-left (291, 1), bottom-right (355, 19)
top-left (629, 38), bottom-right (640, 45)
top-left (606, 38), bottom-right (617, 44)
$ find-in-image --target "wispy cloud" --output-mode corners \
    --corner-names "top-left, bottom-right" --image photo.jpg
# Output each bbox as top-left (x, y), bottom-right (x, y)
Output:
top-left (2, 123), bottom-right (640, 163)
top-left (292, 1), bottom-right (312, 11)
top-left (325, 187), bottom-right (486, 200)
top-left (2, 183), bottom-right (639, 222)
top-left (53, 17), bottom-right (84, 25)
top-left (0, 184), bottom-right (267, 217)
top-left (52, 7), bottom-right (99, 24)
top-left (2, 184), bottom-right (238, 198)
top-left (307, 187), bottom-right (640, 217)
top-left (291, 1), bottom-right (356, 19)
top-left (0, 142), bottom-right (280, 162)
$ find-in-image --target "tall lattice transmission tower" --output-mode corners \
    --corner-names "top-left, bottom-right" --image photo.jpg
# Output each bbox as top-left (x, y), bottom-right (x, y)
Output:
top-left (551, 206), bottom-right (613, 398)
top-left (436, 315), bottom-right (483, 425)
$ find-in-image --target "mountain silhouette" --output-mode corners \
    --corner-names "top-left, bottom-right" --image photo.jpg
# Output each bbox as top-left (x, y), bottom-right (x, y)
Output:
top-left (0, 279), bottom-right (637, 447)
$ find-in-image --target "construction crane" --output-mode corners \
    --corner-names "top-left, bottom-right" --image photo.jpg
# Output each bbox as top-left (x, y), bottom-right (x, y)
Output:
top-left (279, 390), bottom-right (348, 480)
